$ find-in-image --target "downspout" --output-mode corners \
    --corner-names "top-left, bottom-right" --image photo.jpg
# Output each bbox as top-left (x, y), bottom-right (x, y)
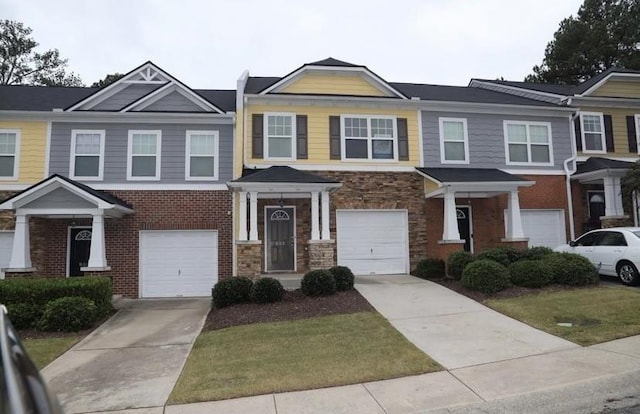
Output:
top-left (564, 108), bottom-right (580, 240)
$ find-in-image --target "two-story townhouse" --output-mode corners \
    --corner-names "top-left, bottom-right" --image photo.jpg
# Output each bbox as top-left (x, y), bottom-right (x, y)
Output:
top-left (0, 62), bottom-right (235, 298)
top-left (471, 68), bottom-right (640, 235)
top-left (229, 58), bottom-right (575, 277)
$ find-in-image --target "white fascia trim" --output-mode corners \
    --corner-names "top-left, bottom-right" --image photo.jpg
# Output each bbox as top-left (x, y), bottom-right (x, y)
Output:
top-left (89, 183), bottom-right (229, 191)
top-left (0, 111), bottom-right (234, 124)
top-left (0, 177), bottom-right (110, 210)
top-left (501, 169), bottom-right (565, 176)
top-left (122, 82), bottom-right (224, 114)
top-left (579, 73), bottom-right (640, 97)
top-left (439, 117), bottom-right (470, 164)
top-left (244, 163), bottom-right (418, 172)
top-left (185, 130), bottom-right (219, 181)
top-left (572, 169), bottom-right (629, 182)
top-left (469, 80), bottom-right (565, 99)
top-left (0, 184), bottom-right (30, 191)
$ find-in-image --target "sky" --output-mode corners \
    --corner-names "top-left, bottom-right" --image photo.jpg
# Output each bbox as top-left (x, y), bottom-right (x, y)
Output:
top-left (2, 0), bottom-right (585, 90)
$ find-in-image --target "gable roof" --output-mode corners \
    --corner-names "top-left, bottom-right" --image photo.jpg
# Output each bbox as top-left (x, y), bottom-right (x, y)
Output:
top-left (574, 157), bottom-right (634, 175)
top-left (234, 166), bottom-right (339, 184)
top-left (306, 58), bottom-right (361, 67)
top-left (416, 167), bottom-right (529, 183)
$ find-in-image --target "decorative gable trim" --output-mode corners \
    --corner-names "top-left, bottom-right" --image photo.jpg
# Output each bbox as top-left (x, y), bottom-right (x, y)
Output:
top-left (579, 72), bottom-right (640, 97)
top-left (119, 83), bottom-right (222, 113)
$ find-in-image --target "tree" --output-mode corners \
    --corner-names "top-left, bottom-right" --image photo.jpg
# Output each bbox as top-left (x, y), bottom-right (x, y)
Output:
top-left (0, 20), bottom-right (83, 86)
top-left (91, 73), bottom-right (124, 88)
top-left (621, 161), bottom-right (640, 224)
top-left (526, 0), bottom-right (640, 84)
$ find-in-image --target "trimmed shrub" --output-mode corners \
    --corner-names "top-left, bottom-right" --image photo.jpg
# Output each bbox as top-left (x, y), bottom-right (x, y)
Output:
top-left (250, 278), bottom-right (284, 304)
top-left (301, 270), bottom-right (336, 296)
top-left (461, 259), bottom-right (511, 294)
top-left (476, 247), bottom-right (522, 267)
top-left (37, 296), bottom-right (97, 332)
top-left (521, 246), bottom-right (554, 261)
top-left (508, 260), bottom-right (552, 288)
top-left (6, 303), bottom-right (43, 330)
top-left (412, 258), bottom-right (445, 279)
top-left (211, 277), bottom-right (253, 308)
top-left (545, 252), bottom-right (599, 286)
top-left (329, 266), bottom-right (355, 291)
top-left (447, 251), bottom-right (475, 280)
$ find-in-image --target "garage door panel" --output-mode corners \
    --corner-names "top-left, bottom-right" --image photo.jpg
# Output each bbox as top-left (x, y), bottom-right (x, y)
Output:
top-left (506, 210), bottom-right (565, 248)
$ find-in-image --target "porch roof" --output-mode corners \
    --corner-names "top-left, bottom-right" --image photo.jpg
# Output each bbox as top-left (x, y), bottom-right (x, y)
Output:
top-left (573, 157), bottom-right (633, 181)
top-left (227, 166), bottom-right (341, 194)
top-left (416, 167), bottom-right (535, 198)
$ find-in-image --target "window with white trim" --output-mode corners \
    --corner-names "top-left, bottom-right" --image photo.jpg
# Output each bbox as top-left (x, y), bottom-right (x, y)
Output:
top-left (439, 118), bottom-right (469, 164)
top-left (504, 121), bottom-right (553, 165)
top-left (127, 130), bottom-right (161, 180)
top-left (186, 130), bottom-right (218, 180)
top-left (341, 115), bottom-right (397, 161)
top-left (265, 113), bottom-right (295, 160)
top-left (70, 130), bottom-right (104, 180)
top-left (580, 112), bottom-right (606, 153)
top-left (0, 129), bottom-right (19, 179)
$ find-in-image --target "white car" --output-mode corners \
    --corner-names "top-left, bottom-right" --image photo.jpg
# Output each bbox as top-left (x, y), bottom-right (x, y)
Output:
top-left (554, 227), bottom-right (640, 286)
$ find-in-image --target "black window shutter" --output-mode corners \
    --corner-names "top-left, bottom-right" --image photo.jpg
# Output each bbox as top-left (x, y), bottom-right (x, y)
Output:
top-left (397, 118), bottom-right (409, 161)
top-left (296, 115), bottom-right (308, 159)
top-left (252, 114), bottom-right (263, 159)
top-left (329, 116), bottom-right (341, 160)
top-left (574, 117), bottom-right (582, 152)
top-left (604, 114), bottom-right (614, 152)
top-left (627, 116), bottom-right (638, 153)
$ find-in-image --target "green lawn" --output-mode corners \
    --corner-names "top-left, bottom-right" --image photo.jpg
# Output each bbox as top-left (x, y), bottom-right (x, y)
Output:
top-left (170, 311), bottom-right (440, 404)
top-left (23, 336), bottom-right (80, 369)
top-left (486, 287), bottom-right (640, 346)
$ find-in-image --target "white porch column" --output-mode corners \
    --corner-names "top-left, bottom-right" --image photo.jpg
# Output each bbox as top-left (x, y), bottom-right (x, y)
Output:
top-left (442, 188), bottom-right (460, 240)
top-left (613, 177), bottom-right (624, 216)
top-left (505, 189), bottom-right (525, 239)
top-left (87, 211), bottom-right (108, 268)
top-left (8, 214), bottom-right (32, 269)
top-left (238, 191), bottom-right (248, 241)
top-left (321, 191), bottom-right (330, 240)
top-left (603, 176), bottom-right (617, 216)
top-left (249, 191), bottom-right (259, 241)
top-left (311, 191), bottom-right (320, 240)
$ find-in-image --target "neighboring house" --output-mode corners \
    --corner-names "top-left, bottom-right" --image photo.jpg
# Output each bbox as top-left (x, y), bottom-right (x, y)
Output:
top-left (230, 58), bottom-right (575, 278)
top-left (0, 62), bottom-right (235, 298)
top-left (471, 68), bottom-right (640, 234)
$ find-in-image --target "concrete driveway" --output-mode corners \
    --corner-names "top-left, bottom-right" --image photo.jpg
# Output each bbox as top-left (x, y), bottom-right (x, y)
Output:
top-left (42, 298), bottom-right (210, 414)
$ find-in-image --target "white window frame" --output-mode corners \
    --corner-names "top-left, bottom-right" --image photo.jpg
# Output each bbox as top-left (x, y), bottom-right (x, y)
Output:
top-left (0, 129), bottom-right (20, 180)
top-left (69, 129), bottom-right (105, 181)
top-left (127, 130), bottom-right (162, 181)
top-left (439, 117), bottom-right (469, 164)
top-left (264, 112), bottom-right (296, 161)
top-left (503, 120), bottom-right (554, 166)
top-left (340, 114), bottom-right (398, 162)
top-left (580, 112), bottom-right (606, 154)
top-left (185, 130), bottom-right (219, 181)
top-left (635, 114), bottom-right (640, 154)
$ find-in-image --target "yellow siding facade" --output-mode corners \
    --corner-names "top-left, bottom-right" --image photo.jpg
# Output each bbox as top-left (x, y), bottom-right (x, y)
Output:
top-left (590, 80), bottom-right (640, 99)
top-left (279, 73), bottom-right (388, 96)
top-left (245, 104), bottom-right (420, 166)
top-left (0, 121), bottom-right (47, 183)
top-left (579, 106), bottom-right (640, 157)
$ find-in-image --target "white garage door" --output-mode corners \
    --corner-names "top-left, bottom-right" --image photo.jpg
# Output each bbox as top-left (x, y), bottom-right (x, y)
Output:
top-left (0, 231), bottom-right (13, 279)
top-left (139, 230), bottom-right (218, 298)
top-left (507, 209), bottom-right (566, 248)
top-left (336, 210), bottom-right (409, 275)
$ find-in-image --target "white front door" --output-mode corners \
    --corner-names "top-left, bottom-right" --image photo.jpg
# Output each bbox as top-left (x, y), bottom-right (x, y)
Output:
top-left (336, 210), bottom-right (409, 275)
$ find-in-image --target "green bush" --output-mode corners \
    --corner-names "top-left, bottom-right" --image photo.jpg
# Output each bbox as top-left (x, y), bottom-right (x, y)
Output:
top-left (0, 277), bottom-right (112, 318)
top-left (508, 260), bottom-right (552, 288)
top-left (37, 296), bottom-right (97, 332)
top-left (6, 303), bottom-right (42, 330)
top-left (476, 247), bottom-right (522, 267)
top-left (545, 252), bottom-right (599, 286)
top-left (329, 266), bottom-right (355, 291)
top-left (461, 259), bottom-right (511, 294)
top-left (412, 258), bottom-right (445, 279)
top-left (521, 246), bottom-right (554, 261)
top-left (301, 270), bottom-right (336, 296)
top-left (211, 277), bottom-right (253, 308)
top-left (250, 278), bottom-right (284, 304)
top-left (447, 251), bottom-right (475, 280)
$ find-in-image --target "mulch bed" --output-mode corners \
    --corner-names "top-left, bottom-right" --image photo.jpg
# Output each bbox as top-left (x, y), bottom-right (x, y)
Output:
top-left (204, 289), bottom-right (374, 331)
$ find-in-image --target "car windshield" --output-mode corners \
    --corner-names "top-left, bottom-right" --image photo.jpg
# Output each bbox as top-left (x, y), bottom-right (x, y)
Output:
top-left (632, 231), bottom-right (640, 239)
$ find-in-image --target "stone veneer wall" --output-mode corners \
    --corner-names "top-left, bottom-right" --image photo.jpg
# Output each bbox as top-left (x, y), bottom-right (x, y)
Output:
top-left (308, 241), bottom-right (335, 270)
top-left (236, 242), bottom-right (263, 277)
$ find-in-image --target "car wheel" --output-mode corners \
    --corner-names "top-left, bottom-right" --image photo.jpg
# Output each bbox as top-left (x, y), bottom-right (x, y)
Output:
top-left (617, 261), bottom-right (640, 286)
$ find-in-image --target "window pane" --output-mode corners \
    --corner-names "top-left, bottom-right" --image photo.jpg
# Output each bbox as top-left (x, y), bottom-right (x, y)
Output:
top-left (75, 156), bottom-right (99, 176)
top-left (531, 145), bottom-right (550, 163)
top-left (509, 144), bottom-right (528, 162)
top-left (132, 134), bottom-right (157, 155)
top-left (507, 124), bottom-right (527, 143)
top-left (0, 156), bottom-right (14, 176)
top-left (75, 134), bottom-right (101, 155)
top-left (444, 142), bottom-right (465, 161)
top-left (443, 121), bottom-right (464, 141)
top-left (267, 115), bottom-right (292, 137)
top-left (529, 125), bottom-right (549, 144)
top-left (268, 137), bottom-right (292, 158)
top-left (371, 118), bottom-right (393, 138)
top-left (190, 157), bottom-right (215, 177)
top-left (344, 118), bottom-right (367, 137)
top-left (0, 133), bottom-right (16, 154)
top-left (582, 115), bottom-right (602, 133)
top-left (585, 132), bottom-right (603, 151)
top-left (190, 134), bottom-right (214, 156)
top-left (132, 156), bottom-right (156, 176)
top-left (345, 139), bottom-right (368, 158)
top-left (372, 140), bottom-right (393, 159)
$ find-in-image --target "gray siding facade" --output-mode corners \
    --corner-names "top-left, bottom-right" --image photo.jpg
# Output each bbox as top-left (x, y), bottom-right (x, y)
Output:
top-left (421, 111), bottom-right (572, 171)
top-left (49, 122), bottom-right (233, 184)
top-left (471, 82), bottom-right (564, 105)
top-left (92, 84), bottom-right (160, 111)
top-left (143, 91), bottom-right (204, 112)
